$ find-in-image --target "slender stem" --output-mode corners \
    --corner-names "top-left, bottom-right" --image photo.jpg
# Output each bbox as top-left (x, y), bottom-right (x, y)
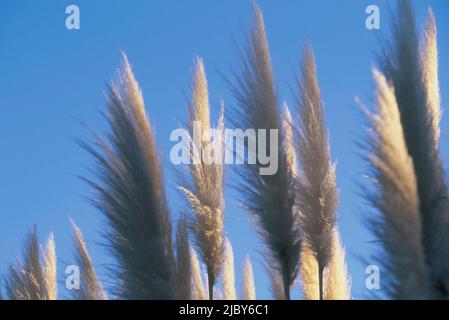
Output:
top-left (283, 275), bottom-right (291, 300)
top-left (318, 264), bottom-right (324, 300)
top-left (208, 270), bottom-right (214, 300)
top-left (284, 284), bottom-right (291, 300)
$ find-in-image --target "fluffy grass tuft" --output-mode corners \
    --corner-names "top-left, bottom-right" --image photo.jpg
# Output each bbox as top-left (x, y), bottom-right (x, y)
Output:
top-left (179, 57), bottom-right (226, 300)
top-left (71, 221), bottom-right (107, 300)
top-left (80, 54), bottom-right (175, 299)
top-left (229, 5), bottom-right (300, 299)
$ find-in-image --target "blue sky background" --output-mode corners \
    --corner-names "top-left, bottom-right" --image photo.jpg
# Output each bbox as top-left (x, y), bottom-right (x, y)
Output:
top-left (0, 0), bottom-right (448, 299)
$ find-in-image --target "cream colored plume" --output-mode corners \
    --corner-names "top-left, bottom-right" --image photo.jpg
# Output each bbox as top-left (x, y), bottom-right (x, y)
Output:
top-left (421, 9), bottom-right (440, 145)
top-left (282, 103), bottom-right (297, 175)
top-left (181, 57), bottom-right (225, 300)
top-left (365, 69), bottom-right (430, 299)
top-left (71, 221), bottom-right (107, 300)
top-left (324, 231), bottom-right (350, 300)
top-left (222, 239), bottom-right (236, 300)
top-left (242, 255), bottom-right (256, 300)
top-left (43, 233), bottom-right (57, 300)
top-left (296, 45), bottom-right (340, 300)
top-left (380, 1), bottom-right (449, 298)
top-left (190, 246), bottom-right (207, 300)
top-left (300, 245), bottom-right (319, 300)
top-left (229, 5), bottom-right (300, 299)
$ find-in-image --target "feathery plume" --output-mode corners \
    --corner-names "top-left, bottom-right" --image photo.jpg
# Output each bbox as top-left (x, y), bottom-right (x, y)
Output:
top-left (300, 231), bottom-right (350, 300)
top-left (364, 69), bottom-right (430, 299)
top-left (324, 231), bottom-right (350, 300)
top-left (299, 245), bottom-right (319, 300)
top-left (71, 221), bottom-right (107, 300)
top-left (81, 54), bottom-right (175, 299)
top-left (229, 5), bottom-right (300, 299)
top-left (175, 216), bottom-right (192, 300)
top-left (180, 57), bottom-right (225, 300)
top-left (282, 104), bottom-right (297, 176)
top-left (5, 228), bottom-right (46, 300)
top-left (421, 9), bottom-right (440, 143)
top-left (222, 239), bottom-right (237, 300)
top-left (43, 233), bottom-right (57, 300)
top-left (381, 0), bottom-right (449, 298)
top-left (190, 246), bottom-right (207, 300)
top-left (295, 45), bottom-right (339, 300)
top-left (242, 255), bottom-right (256, 300)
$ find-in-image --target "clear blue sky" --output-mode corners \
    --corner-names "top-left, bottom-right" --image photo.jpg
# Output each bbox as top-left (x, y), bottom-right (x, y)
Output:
top-left (0, 0), bottom-right (448, 299)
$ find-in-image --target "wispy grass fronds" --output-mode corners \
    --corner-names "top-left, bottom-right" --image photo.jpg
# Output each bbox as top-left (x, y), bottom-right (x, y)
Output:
top-left (295, 45), bottom-right (339, 300)
top-left (421, 9), bottom-right (440, 143)
top-left (180, 57), bottom-right (225, 300)
top-left (71, 221), bottom-right (107, 300)
top-left (190, 246), bottom-right (207, 300)
top-left (43, 233), bottom-right (57, 300)
top-left (222, 239), bottom-right (236, 300)
top-left (5, 228), bottom-right (46, 300)
top-left (380, 0), bottom-right (449, 298)
top-left (324, 231), bottom-right (350, 300)
top-left (81, 54), bottom-right (175, 299)
top-left (229, 5), bottom-right (300, 299)
top-left (301, 231), bottom-right (350, 300)
top-left (282, 104), bottom-right (297, 176)
top-left (175, 216), bottom-right (192, 300)
top-left (364, 69), bottom-right (430, 299)
top-left (242, 255), bottom-right (256, 300)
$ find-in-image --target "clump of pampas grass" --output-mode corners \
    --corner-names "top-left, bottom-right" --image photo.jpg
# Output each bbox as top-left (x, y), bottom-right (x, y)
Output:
top-left (377, 0), bottom-right (449, 298)
top-left (4, 228), bottom-right (57, 300)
